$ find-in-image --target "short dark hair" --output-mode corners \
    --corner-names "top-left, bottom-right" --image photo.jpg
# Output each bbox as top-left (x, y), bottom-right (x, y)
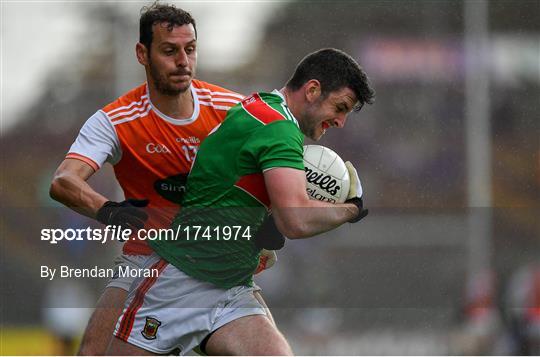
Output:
top-left (286, 48), bottom-right (375, 111)
top-left (139, 2), bottom-right (197, 51)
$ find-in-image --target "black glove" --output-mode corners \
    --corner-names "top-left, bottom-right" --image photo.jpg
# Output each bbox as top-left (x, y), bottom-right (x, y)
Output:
top-left (254, 216), bottom-right (285, 250)
top-left (345, 197), bottom-right (369, 223)
top-left (96, 198), bottom-right (149, 231)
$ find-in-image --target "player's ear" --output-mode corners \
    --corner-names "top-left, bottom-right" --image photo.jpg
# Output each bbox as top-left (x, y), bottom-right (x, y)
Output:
top-left (304, 80), bottom-right (322, 103)
top-left (136, 42), bottom-right (149, 66)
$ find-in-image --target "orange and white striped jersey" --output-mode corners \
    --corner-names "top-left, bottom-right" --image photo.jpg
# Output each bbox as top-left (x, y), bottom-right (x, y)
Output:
top-left (67, 80), bottom-right (244, 255)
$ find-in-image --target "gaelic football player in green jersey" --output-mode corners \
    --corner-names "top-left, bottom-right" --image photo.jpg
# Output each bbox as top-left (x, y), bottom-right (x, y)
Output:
top-left (108, 48), bottom-right (374, 355)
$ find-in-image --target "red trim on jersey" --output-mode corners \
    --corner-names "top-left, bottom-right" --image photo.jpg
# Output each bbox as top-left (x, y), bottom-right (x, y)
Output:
top-left (65, 153), bottom-right (99, 172)
top-left (116, 259), bottom-right (168, 341)
top-left (241, 93), bottom-right (285, 125)
top-left (234, 173), bottom-right (271, 209)
top-left (254, 255), bottom-right (269, 274)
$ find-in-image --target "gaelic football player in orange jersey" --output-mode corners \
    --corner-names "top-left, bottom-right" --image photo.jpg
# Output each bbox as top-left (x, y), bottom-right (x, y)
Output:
top-left (50, 3), bottom-right (279, 355)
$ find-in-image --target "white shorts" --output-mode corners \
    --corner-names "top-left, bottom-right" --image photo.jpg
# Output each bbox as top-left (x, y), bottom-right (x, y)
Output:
top-left (106, 254), bottom-right (151, 291)
top-left (113, 254), bottom-right (267, 355)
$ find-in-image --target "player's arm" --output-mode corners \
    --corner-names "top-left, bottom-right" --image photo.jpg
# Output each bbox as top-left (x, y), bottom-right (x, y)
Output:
top-left (51, 111), bottom-right (149, 230)
top-left (264, 167), bottom-right (360, 239)
top-left (49, 158), bottom-right (107, 218)
top-left (50, 159), bottom-right (149, 230)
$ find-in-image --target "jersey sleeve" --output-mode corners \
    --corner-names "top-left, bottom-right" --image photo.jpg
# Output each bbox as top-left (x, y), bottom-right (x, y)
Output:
top-left (245, 120), bottom-right (305, 172)
top-left (66, 110), bottom-right (121, 170)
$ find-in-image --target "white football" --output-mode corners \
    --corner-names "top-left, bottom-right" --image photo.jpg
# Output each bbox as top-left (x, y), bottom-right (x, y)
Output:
top-left (303, 145), bottom-right (350, 204)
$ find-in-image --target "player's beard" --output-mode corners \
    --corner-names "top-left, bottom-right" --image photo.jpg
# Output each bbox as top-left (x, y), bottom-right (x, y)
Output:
top-left (299, 101), bottom-right (325, 141)
top-left (149, 59), bottom-right (192, 96)
top-left (299, 117), bottom-right (318, 141)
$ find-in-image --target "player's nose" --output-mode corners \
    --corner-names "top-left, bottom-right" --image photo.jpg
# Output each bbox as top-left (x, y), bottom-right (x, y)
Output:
top-left (175, 50), bottom-right (189, 67)
top-left (333, 115), bottom-right (346, 128)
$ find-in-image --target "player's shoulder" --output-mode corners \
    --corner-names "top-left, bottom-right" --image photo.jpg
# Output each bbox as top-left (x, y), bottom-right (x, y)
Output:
top-left (192, 79), bottom-right (243, 98)
top-left (192, 79), bottom-right (244, 112)
top-left (240, 92), bottom-right (298, 127)
top-left (101, 83), bottom-right (149, 118)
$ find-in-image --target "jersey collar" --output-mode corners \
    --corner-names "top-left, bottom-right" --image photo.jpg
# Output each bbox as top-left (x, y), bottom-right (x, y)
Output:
top-left (271, 89), bottom-right (299, 128)
top-left (271, 89), bottom-right (286, 103)
top-left (146, 83), bottom-right (201, 126)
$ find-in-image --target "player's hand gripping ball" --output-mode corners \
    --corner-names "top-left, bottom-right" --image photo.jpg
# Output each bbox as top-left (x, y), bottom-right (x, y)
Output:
top-left (303, 145), bottom-right (350, 204)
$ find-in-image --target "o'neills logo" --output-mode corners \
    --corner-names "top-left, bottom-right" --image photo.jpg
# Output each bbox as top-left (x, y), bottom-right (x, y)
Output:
top-left (304, 167), bottom-right (340, 196)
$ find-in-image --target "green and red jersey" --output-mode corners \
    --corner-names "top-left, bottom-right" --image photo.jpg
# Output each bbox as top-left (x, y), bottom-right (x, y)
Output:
top-left (149, 90), bottom-right (304, 288)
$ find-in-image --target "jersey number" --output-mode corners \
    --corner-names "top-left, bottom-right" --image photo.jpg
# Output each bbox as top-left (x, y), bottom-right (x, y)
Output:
top-left (182, 145), bottom-right (198, 162)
